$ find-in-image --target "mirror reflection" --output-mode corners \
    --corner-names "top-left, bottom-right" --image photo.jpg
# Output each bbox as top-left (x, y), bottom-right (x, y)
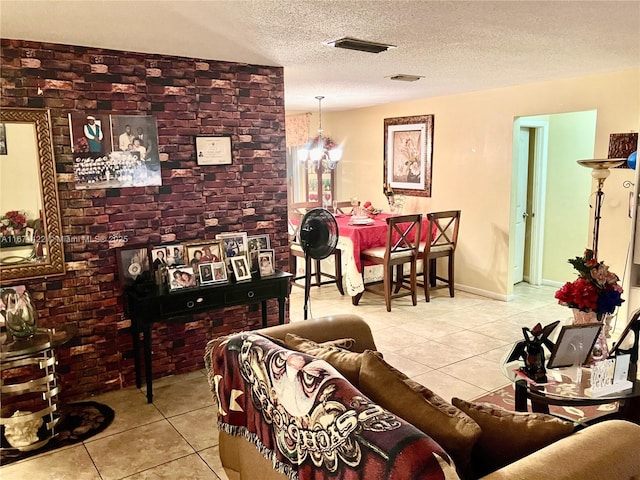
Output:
top-left (0, 108), bottom-right (65, 283)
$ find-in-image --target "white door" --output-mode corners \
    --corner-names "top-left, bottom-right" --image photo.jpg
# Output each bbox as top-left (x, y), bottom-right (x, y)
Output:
top-left (514, 128), bottom-right (530, 283)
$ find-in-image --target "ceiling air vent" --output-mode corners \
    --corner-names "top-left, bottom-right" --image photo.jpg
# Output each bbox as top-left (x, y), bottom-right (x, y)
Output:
top-left (389, 74), bottom-right (424, 82)
top-left (327, 37), bottom-right (396, 54)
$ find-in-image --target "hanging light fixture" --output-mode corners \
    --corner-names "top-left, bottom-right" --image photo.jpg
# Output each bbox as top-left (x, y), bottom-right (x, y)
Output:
top-left (298, 96), bottom-right (343, 171)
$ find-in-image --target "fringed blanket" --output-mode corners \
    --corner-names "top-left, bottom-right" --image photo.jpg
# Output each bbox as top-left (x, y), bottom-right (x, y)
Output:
top-left (205, 333), bottom-right (459, 480)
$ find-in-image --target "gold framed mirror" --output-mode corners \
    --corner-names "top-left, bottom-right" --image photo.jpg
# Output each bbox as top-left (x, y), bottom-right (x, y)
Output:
top-left (0, 108), bottom-right (65, 283)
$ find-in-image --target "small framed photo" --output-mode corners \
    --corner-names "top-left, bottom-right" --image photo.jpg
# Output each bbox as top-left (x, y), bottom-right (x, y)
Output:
top-left (547, 323), bottom-right (603, 369)
top-left (231, 256), bottom-right (252, 282)
top-left (258, 249), bottom-right (276, 277)
top-left (25, 227), bottom-right (34, 244)
top-left (116, 246), bottom-right (152, 287)
top-left (198, 262), bottom-right (215, 285)
top-left (196, 135), bottom-right (232, 166)
top-left (211, 261), bottom-right (228, 283)
top-left (165, 243), bottom-right (186, 266)
top-left (248, 234), bottom-right (271, 272)
top-left (167, 266), bottom-right (197, 291)
top-left (215, 232), bottom-right (248, 272)
top-left (150, 246), bottom-right (168, 271)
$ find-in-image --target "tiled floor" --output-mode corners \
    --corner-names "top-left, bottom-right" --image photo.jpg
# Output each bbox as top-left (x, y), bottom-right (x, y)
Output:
top-left (1, 282), bottom-right (588, 478)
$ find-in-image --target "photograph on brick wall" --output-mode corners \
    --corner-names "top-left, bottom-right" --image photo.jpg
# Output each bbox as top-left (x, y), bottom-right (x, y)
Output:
top-left (69, 114), bottom-right (162, 189)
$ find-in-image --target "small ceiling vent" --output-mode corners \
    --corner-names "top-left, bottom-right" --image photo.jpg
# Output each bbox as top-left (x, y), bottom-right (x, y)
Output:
top-left (327, 37), bottom-right (396, 54)
top-left (388, 74), bottom-right (424, 82)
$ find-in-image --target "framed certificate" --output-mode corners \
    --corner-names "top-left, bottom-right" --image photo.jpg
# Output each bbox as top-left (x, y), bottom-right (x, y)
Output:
top-left (196, 135), bottom-right (232, 165)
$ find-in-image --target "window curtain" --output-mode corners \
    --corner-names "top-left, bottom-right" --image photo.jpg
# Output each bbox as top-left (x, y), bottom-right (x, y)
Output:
top-left (285, 113), bottom-right (311, 148)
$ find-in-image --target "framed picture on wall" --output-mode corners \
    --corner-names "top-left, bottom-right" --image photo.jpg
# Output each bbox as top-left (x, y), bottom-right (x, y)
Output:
top-left (383, 114), bottom-right (434, 197)
top-left (196, 135), bottom-right (232, 165)
top-left (116, 246), bottom-right (152, 287)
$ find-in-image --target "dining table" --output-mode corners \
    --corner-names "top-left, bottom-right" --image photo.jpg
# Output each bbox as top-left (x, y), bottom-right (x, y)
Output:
top-left (333, 212), bottom-right (435, 297)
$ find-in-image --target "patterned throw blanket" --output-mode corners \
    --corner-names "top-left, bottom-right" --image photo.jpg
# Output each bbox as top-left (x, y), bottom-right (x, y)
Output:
top-left (206, 333), bottom-right (459, 480)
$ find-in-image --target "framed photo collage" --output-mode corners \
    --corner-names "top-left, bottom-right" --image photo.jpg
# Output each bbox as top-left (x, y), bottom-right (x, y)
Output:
top-left (116, 233), bottom-right (275, 291)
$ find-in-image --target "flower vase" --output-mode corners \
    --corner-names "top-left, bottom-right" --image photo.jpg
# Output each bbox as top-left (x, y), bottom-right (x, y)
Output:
top-left (571, 308), bottom-right (609, 364)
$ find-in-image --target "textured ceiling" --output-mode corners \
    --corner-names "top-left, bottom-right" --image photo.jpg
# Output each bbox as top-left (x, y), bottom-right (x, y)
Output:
top-left (1, 0), bottom-right (639, 112)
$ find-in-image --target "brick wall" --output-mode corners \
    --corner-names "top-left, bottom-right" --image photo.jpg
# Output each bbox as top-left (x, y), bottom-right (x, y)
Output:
top-left (0, 39), bottom-right (288, 401)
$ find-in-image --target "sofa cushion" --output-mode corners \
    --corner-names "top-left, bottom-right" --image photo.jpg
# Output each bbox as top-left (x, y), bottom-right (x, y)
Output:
top-left (283, 333), bottom-right (366, 386)
top-left (358, 351), bottom-right (481, 476)
top-left (451, 397), bottom-right (576, 477)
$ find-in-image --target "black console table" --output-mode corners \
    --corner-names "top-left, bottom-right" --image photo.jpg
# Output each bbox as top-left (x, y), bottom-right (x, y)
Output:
top-left (125, 271), bottom-right (292, 403)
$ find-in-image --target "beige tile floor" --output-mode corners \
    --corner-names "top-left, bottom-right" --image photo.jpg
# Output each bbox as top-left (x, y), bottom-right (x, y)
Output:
top-left (1, 282), bottom-right (589, 478)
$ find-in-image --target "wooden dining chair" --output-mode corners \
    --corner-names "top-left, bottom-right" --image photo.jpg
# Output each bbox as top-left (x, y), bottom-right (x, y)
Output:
top-left (418, 210), bottom-right (461, 302)
top-left (356, 214), bottom-right (422, 312)
top-left (288, 204), bottom-right (344, 295)
top-left (333, 201), bottom-right (355, 215)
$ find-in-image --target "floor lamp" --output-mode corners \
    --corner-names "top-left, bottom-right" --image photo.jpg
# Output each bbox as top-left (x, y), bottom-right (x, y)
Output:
top-left (577, 158), bottom-right (626, 257)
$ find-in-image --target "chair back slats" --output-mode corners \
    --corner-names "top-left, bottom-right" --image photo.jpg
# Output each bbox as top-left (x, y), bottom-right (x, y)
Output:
top-left (427, 210), bottom-right (460, 252)
top-left (386, 214), bottom-right (422, 260)
top-left (288, 210), bottom-right (303, 242)
top-left (290, 201), bottom-right (321, 215)
top-left (334, 201), bottom-right (354, 215)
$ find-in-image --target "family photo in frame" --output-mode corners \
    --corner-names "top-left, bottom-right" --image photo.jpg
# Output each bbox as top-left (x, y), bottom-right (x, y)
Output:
top-left (258, 249), bottom-right (275, 277)
top-left (168, 266), bottom-right (197, 290)
top-left (216, 232), bottom-right (248, 272)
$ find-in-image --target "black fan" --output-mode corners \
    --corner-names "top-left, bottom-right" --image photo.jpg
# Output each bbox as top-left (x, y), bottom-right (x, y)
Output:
top-left (299, 208), bottom-right (339, 319)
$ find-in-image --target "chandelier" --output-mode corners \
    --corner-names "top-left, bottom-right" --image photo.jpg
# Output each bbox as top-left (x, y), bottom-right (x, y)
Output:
top-left (298, 96), bottom-right (343, 171)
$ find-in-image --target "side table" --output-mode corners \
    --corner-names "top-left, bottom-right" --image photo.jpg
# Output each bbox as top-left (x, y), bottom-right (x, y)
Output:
top-left (0, 325), bottom-right (76, 451)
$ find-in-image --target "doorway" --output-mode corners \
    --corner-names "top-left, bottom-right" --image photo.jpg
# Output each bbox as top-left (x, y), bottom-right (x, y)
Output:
top-left (510, 110), bottom-right (597, 291)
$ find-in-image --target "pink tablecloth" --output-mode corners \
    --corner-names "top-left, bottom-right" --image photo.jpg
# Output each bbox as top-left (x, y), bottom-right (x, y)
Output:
top-left (335, 213), bottom-right (434, 273)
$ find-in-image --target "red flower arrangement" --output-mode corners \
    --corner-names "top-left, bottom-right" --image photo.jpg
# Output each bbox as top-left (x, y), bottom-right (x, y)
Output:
top-left (0, 210), bottom-right (28, 237)
top-left (554, 249), bottom-right (624, 318)
top-left (309, 135), bottom-right (335, 151)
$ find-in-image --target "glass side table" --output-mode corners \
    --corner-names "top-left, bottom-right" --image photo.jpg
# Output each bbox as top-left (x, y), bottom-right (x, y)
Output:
top-left (501, 349), bottom-right (640, 424)
top-left (0, 324), bottom-right (76, 451)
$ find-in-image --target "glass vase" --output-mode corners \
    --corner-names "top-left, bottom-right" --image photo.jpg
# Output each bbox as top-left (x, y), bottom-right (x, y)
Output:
top-left (3, 290), bottom-right (38, 339)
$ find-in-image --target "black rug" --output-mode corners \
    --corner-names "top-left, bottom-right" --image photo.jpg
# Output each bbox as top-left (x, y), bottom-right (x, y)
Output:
top-left (1, 401), bottom-right (114, 466)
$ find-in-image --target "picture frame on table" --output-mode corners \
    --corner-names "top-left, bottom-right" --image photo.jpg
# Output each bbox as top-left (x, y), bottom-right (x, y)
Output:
top-left (198, 262), bottom-right (215, 285)
top-left (116, 246), bottom-right (152, 287)
top-left (195, 135), bottom-right (232, 166)
top-left (231, 256), bottom-right (252, 282)
top-left (547, 323), bottom-right (603, 369)
top-left (383, 114), bottom-right (434, 198)
top-left (165, 243), bottom-right (186, 266)
top-left (258, 249), bottom-right (276, 278)
top-left (211, 261), bottom-right (228, 283)
top-left (167, 265), bottom-right (197, 291)
top-left (248, 234), bottom-right (271, 272)
top-left (215, 232), bottom-right (248, 272)
top-left (185, 240), bottom-right (225, 280)
top-left (150, 246), bottom-right (169, 271)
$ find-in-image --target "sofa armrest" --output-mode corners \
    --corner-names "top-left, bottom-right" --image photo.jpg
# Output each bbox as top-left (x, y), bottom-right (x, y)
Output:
top-left (258, 314), bottom-right (377, 352)
top-left (481, 420), bottom-right (640, 480)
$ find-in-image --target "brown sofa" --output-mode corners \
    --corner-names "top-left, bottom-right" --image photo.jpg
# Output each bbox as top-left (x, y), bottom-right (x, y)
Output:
top-left (208, 314), bottom-right (640, 480)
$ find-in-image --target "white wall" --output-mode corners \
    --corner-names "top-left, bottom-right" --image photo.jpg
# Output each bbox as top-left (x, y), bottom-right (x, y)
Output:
top-left (325, 69), bottom-right (639, 300)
